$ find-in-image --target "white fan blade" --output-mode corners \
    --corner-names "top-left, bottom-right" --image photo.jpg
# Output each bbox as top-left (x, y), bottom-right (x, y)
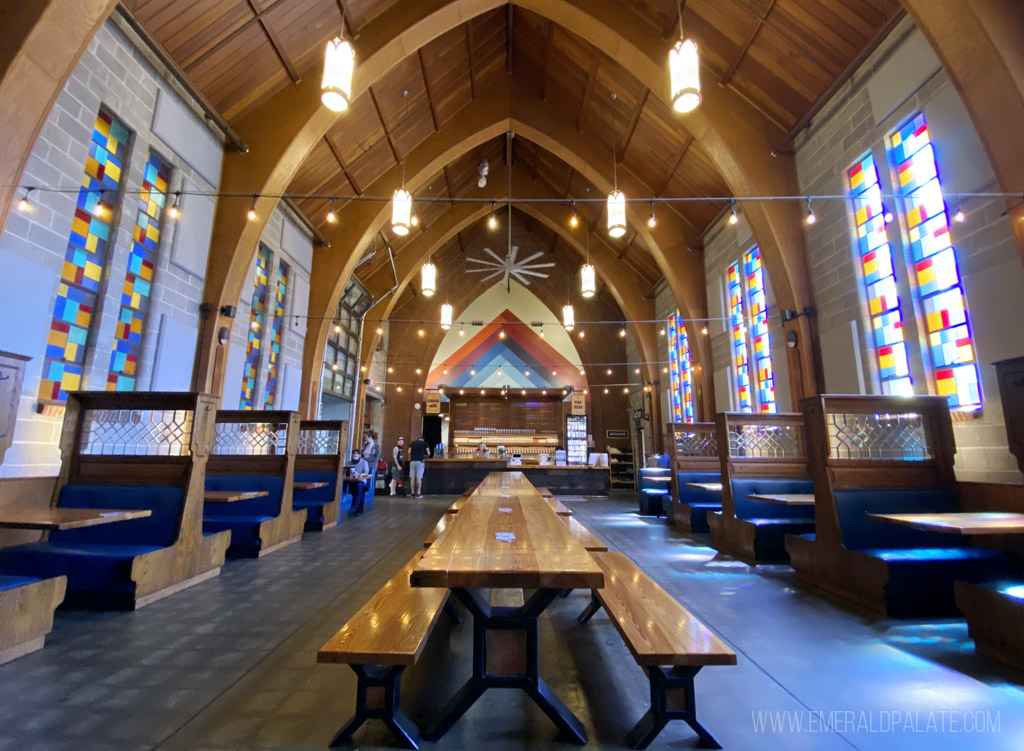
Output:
top-left (482, 247), bottom-right (506, 264)
top-left (467, 258), bottom-right (504, 267)
top-left (511, 271), bottom-right (531, 286)
top-left (509, 245), bottom-right (519, 264)
top-left (522, 262), bottom-right (555, 269)
top-left (480, 270), bottom-right (503, 281)
top-left (516, 269), bottom-right (549, 277)
top-left (517, 251), bottom-right (545, 265)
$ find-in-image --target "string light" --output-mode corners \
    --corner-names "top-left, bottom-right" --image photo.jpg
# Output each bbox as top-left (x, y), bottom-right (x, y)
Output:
top-left (417, 328), bottom-right (425, 337)
top-left (376, 326), bottom-right (383, 335)
top-left (569, 201), bottom-right (579, 229)
top-left (728, 199), bottom-right (739, 225)
top-left (326, 198), bottom-right (337, 224)
top-left (804, 198), bottom-right (816, 225)
top-left (247, 194), bottom-right (257, 221)
top-left (499, 328), bottom-right (506, 339)
top-left (579, 368), bottom-right (585, 375)
top-left (168, 191), bottom-right (181, 219)
top-left (647, 199), bottom-right (657, 228)
top-left (334, 325), bottom-right (342, 333)
top-left (487, 201), bottom-right (498, 230)
top-left (603, 388), bottom-right (609, 394)
top-left (953, 205), bottom-right (965, 223)
top-left (17, 188), bottom-right (32, 213)
top-left (94, 191), bottom-right (106, 217)
top-left (659, 327), bottom-right (666, 336)
top-left (577, 328), bottom-right (585, 338)
top-left (619, 327), bottom-right (626, 338)
top-left (410, 205), bottom-right (419, 227)
top-left (606, 368), bottom-right (613, 375)
top-left (459, 324), bottom-right (465, 337)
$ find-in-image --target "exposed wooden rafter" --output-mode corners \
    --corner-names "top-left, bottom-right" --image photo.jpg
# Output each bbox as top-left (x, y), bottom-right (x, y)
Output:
top-left (246, 0), bottom-right (299, 82)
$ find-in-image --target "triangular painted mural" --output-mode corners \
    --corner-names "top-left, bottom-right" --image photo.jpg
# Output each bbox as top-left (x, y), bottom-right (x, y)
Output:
top-left (426, 310), bottom-right (587, 391)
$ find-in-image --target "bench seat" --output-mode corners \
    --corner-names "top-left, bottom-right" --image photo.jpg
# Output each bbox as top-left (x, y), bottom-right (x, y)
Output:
top-left (578, 551), bottom-right (735, 748)
top-left (293, 469), bottom-right (342, 531)
top-left (638, 489), bottom-right (669, 517)
top-left (318, 552), bottom-right (450, 748)
top-left (674, 472), bottom-right (722, 532)
top-left (202, 515), bottom-right (273, 554)
top-left (955, 580), bottom-right (1024, 671)
top-left (0, 574), bottom-right (67, 664)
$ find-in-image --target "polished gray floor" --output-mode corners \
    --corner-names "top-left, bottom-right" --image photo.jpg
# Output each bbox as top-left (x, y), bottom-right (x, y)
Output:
top-left (1, 493), bottom-right (1023, 750)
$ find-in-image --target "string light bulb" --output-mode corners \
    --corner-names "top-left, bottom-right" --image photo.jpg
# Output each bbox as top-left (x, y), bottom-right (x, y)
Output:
top-left (953, 205), bottom-right (965, 223)
top-left (93, 191), bottom-right (106, 217)
top-left (499, 328), bottom-right (506, 339)
top-left (459, 324), bottom-right (465, 337)
top-left (728, 199), bottom-right (739, 225)
top-left (167, 192), bottom-right (180, 219)
top-left (619, 327), bottom-right (626, 338)
top-left (487, 201), bottom-right (498, 230)
top-left (247, 194), bottom-right (257, 221)
top-left (569, 201), bottom-right (579, 229)
top-left (410, 206), bottom-right (419, 227)
top-left (647, 200), bottom-right (657, 228)
top-left (578, 328), bottom-right (585, 338)
top-left (17, 188), bottom-right (32, 213)
top-left (804, 198), bottom-right (817, 225)
top-left (326, 198), bottom-right (337, 224)
top-left (376, 326), bottom-right (383, 335)
top-left (321, 35), bottom-right (355, 112)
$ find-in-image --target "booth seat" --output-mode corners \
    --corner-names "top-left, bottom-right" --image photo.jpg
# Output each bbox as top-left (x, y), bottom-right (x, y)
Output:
top-left (0, 484), bottom-right (184, 602)
top-left (675, 471), bottom-right (722, 533)
top-left (292, 470), bottom-right (346, 530)
top-left (955, 580), bottom-right (1024, 671)
top-left (203, 475), bottom-right (284, 555)
top-left (727, 477), bottom-right (816, 559)
top-left (0, 574), bottom-right (67, 664)
top-left (834, 488), bottom-right (1019, 616)
top-left (637, 468), bottom-right (671, 517)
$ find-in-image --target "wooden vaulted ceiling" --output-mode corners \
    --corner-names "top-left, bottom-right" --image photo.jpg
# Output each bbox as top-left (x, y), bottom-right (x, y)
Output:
top-left (127, 0), bottom-right (903, 292)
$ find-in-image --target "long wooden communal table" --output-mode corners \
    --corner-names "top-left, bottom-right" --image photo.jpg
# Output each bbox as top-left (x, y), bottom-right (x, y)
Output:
top-left (411, 472), bottom-right (604, 744)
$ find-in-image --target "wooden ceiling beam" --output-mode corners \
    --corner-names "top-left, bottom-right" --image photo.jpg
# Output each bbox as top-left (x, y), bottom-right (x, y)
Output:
top-left (721, 0), bottom-right (777, 86)
top-left (442, 165), bottom-right (456, 205)
top-left (324, 137), bottom-right (361, 196)
top-left (246, 0), bottom-right (299, 83)
top-left (417, 49), bottom-right (441, 131)
top-left (368, 87), bottom-right (402, 163)
top-left (656, 134), bottom-right (694, 196)
top-left (577, 53), bottom-right (602, 132)
top-left (465, 22), bottom-right (477, 100)
top-left (619, 88), bottom-right (649, 159)
top-left (506, 3), bottom-right (514, 73)
top-left (540, 20), bottom-right (554, 101)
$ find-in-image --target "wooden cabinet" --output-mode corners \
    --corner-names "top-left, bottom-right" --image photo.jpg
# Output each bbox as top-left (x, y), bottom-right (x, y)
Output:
top-left (994, 356), bottom-right (1024, 475)
top-left (0, 351), bottom-right (30, 466)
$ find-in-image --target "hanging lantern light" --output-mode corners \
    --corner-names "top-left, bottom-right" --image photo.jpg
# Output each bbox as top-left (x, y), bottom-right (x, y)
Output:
top-left (607, 190), bottom-right (626, 238)
top-left (321, 37), bottom-right (355, 113)
top-left (580, 263), bottom-right (596, 298)
top-left (669, 38), bottom-right (701, 113)
top-left (392, 189), bottom-right (412, 235)
top-left (563, 304), bottom-right (575, 332)
top-left (440, 302), bottom-right (452, 330)
top-left (421, 261), bottom-right (436, 297)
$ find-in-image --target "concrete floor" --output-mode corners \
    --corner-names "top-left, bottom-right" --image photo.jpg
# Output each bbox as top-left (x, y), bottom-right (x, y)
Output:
top-left (1, 492), bottom-right (1023, 750)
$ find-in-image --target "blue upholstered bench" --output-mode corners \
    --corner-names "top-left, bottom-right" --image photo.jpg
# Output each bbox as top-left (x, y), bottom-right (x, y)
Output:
top-left (675, 471), bottom-right (722, 532)
top-left (835, 488), bottom-right (1020, 616)
top-left (293, 470), bottom-right (345, 531)
top-left (637, 468), bottom-right (672, 517)
top-left (0, 484), bottom-right (184, 608)
top-left (728, 477), bottom-right (816, 559)
top-left (203, 475), bottom-right (284, 556)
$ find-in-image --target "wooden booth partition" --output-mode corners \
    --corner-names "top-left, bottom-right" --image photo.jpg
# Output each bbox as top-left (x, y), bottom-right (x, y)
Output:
top-left (205, 411), bottom-right (305, 557)
top-left (0, 392), bottom-right (226, 609)
top-left (707, 412), bottom-right (815, 562)
top-left (785, 395), bottom-right (1016, 616)
top-left (666, 422), bottom-right (720, 532)
top-left (294, 420), bottom-right (349, 531)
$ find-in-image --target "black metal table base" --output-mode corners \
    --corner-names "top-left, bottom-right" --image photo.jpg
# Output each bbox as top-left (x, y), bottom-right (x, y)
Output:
top-left (425, 587), bottom-right (587, 744)
top-left (577, 594), bottom-right (722, 749)
top-left (330, 664), bottom-right (421, 749)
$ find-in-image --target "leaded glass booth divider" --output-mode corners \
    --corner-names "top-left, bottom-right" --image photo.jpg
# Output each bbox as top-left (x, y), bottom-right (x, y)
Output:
top-left (294, 420), bottom-right (349, 531)
top-left (204, 410), bottom-right (304, 557)
top-left (666, 422), bottom-right (720, 533)
top-left (707, 412), bottom-right (815, 562)
top-left (42, 392), bottom-right (224, 608)
top-left (783, 395), bottom-right (1004, 616)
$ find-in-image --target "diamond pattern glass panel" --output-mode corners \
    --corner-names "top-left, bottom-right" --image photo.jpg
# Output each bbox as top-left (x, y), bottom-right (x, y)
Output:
top-left (297, 429), bottom-right (341, 455)
top-left (727, 261), bottom-right (752, 411)
top-left (39, 108), bottom-right (131, 403)
top-left (671, 425), bottom-right (718, 457)
top-left (826, 411), bottom-right (933, 461)
top-left (106, 151), bottom-right (171, 392)
top-left (889, 114), bottom-right (980, 410)
top-left (240, 246), bottom-right (271, 409)
top-left (848, 153), bottom-right (913, 398)
top-left (211, 421), bottom-right (288, 456)
top-left (728, 424), bottom-right (805, 459)
top-left (264, 261), bottom-right (289, 407)
top-left (80, 408), bottom-right (194, 456)
top-left (743, 247), bottom-right (776, 413)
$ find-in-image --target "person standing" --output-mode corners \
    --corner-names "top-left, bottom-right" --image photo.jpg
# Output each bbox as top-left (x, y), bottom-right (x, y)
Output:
top-left (390, 436), bottom-right (405, 496)
top-left (361, 429), bottom-right (378, 464)
top-left (407, 434), bottom-right (431, 498)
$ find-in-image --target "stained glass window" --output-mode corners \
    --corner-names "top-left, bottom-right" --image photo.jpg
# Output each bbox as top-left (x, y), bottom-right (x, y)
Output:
top-left (848, 153), bottom-right (913, 397)
top-left (680, 321), bottom-right (694, 421)
top-left (668, 314), bottom-right (682, 421)
top-left (106, 151), bottom-right (171, 391)
top-left (240, 246), bottom-right (271, 409)
top-left (727, 261), bottom-right (752, 411)
top-left (889, 114), bottom-right (980, 409)
top-left (743, 247), bottom-right (776, 413)
top-left (263, 261), bottom-right (289, 408)
top-left (39, 108), bottom-right (130, 403)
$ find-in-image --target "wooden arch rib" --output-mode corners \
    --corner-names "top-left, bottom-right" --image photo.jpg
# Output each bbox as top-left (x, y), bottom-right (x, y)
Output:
top-left (0, 0), bottom-right (118, 239)
top-left (193, 0), bottom-right (818, 403)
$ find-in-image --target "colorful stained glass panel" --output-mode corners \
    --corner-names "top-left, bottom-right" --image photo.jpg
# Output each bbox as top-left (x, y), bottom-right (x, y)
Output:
top-left (727, 261), bottom-right (752, 411)
top-left (667, 313), bottom-right (694, 422)
top-left (263, 262), bottom-right (289, 408)
top-left (39, 108), bottom-right (130, 403)
top-left (106, 151), bottom-right (170, 391)
top-left (743, 247), bottom-right (775, 413)
top-left (889, 113), bottom-right (980, 409)
top-left (240, 246), bottom-right (271, 409)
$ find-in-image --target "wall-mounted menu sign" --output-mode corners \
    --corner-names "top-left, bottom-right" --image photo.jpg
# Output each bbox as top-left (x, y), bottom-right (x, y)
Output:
top-left (606, 429), bottom-right (628, 439)
top-left (425, 391), bottom-right (441, 414)
top-left (570, 393), bottom-right (586, 415)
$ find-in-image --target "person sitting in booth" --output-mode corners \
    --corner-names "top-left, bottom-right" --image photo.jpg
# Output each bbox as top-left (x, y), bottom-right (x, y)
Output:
top-left (473, 441), bottom-right (489, 458)
top-left (347, 450), bottom-right (371, 515)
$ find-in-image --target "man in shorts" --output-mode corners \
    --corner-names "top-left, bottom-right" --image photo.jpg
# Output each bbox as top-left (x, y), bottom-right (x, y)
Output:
top-left (407, 434), bottom-right (431, 498)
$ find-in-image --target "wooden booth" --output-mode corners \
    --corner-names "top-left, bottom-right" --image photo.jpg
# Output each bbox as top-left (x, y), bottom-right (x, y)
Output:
top-left (786, 395), bottom-right (1019, 616)
top-left (203, 410), bottom-right (306, 558)
top-left (707, 412), bottom-right (815, 562)
top-left (667, 422), bottom-right (721, 533)
top-left (293, 420), bottom-right (349, 531)
top-left (0, 391), bottom-right (228, 610)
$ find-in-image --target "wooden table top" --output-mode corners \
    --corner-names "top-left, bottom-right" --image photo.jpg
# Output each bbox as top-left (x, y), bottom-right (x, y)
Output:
top-left (686, 482), bottom-right (723, 492)
top-left (204, 490), bottom-right (269, 503)
top-left (749, 493), bottom-right (815, 506)
top-left (412, 474), bottom-right (604, 590)
top-left (293, 481), bottom-right (329, 490)
top-left (560, 516), bottom-right (607, 552)
top-left (867, 511), bottom-right (1024, 535)
top-left (424, 514), bottom-right (454, 548)
top-left (544, 497), bottom-right (572, 516)
top-left (645, 476), bottom-right (672, 483)
top-left (0, 507), bottom-right (153, 531)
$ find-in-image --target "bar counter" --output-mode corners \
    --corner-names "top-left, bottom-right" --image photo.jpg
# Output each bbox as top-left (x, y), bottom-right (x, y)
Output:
top-left (422, 459), bottom-right (610, 495)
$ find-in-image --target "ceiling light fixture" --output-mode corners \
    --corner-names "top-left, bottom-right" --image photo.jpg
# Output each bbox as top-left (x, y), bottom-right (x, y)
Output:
top-left (668, 4), bottom-right (701, 113)
top-left (326, 197), bottom-right (337, 224)
top-left (420, 261), bottom-right (436, 297)
top-left (562, 304), bottom-right (575, 331)
top-left (321, 30), bottom-right (355, 112)
top-left (440, 302), bottom-right (452, 330)
top-left (487, 201), bottom-right (498, 230)
top-left (569, 201), bottom-right (579, 229)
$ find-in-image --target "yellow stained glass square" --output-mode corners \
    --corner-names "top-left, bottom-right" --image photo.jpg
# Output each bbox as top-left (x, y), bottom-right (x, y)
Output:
top-left (61, 371), bottom-right (81, 390)
top-left (84, 260), bottom-right (102, 280)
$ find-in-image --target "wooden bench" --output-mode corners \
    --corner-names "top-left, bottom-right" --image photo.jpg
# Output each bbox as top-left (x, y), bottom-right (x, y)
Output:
top-left (423, 514), bottom-right (453, 548)
top-left (444, 490), bottom-right (474, 514)
top-left (318, 552), bottom-right (450, 749)
top-left (577, 552), bottom-right (735, 749)
top-left (560, 516), bottom-right (607, 552)
top-left (0, 575), bottom-right (66, 664)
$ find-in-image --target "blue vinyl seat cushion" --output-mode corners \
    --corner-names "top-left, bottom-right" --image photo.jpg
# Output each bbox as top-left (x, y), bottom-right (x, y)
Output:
top-left (0, 574), bottom-right (42, 591)
top-left (0, 543), bottom-right (160, 593)
top-left (833, 488), bottom-right (965, 550)
top-left (293, 470), bottom-right (338, 526)
top-left (202, 515), bottom-right (272, 548)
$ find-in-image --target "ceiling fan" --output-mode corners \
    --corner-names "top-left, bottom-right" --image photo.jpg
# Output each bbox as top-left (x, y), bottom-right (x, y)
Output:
top-left (467, 245), bottom-right (554, 290)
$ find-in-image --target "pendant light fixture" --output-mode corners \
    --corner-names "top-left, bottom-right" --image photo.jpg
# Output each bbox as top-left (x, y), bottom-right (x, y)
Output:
top-left (580, 226), bottom-right (596, 298)
top-left (607, 135), bottom-right (627, 238)
top-left (668, 3), bottom-right (701, 114)
top-left (392, 154), bottom-right (412, 235)
top-left (440, 303), bottom-right (453, 330)
top-left (321, 18), bottom-right (355, 113)
top-left (421, 225), bottom-right (435, 296)
top-left (563, 304), bottom-right (575, 332)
